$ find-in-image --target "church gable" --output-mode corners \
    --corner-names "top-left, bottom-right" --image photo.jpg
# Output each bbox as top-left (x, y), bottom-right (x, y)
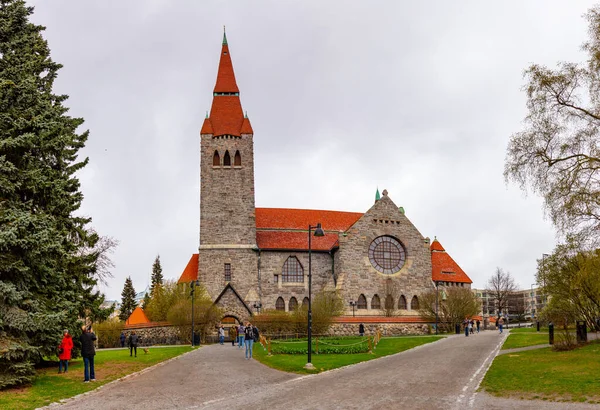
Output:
top-left (214, 283), bottom-right (253, 319)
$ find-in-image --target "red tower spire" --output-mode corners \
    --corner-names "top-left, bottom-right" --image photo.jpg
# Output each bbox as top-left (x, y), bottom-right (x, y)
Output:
top-left (203, 29), bottom-right (252, 136)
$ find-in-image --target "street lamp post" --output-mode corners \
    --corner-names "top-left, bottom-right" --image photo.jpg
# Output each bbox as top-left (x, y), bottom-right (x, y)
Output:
top-left (435, 281), bottom-right (440, 335)
top-left (190, 280), bottom-right (200, 347)
top-left (305, 223), bottom-right (324, 370)
top-left (349, 301), bottom-right (356, 317)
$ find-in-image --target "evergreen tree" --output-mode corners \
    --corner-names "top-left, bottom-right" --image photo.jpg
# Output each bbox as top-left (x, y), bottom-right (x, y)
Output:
top-left (150, 254), bottom-right (163, 295)
top-left (0, 0), bottom-right (109, 388)
top-left (119, 277), bottom-right (137, 322)
top-left (142, 292), bottom-right (151, 309)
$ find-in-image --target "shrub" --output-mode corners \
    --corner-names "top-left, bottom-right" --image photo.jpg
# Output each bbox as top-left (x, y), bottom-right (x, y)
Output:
top-left (94, 318), bottom-right (124, 348)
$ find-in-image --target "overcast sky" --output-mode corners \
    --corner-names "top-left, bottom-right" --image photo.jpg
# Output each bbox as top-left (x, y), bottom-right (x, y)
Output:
top-left (28, 1), bottom-right (597, 300)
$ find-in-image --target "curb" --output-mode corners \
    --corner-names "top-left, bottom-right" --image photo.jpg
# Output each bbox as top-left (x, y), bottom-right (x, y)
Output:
top-left (38, 347), bottom-right (200, 409)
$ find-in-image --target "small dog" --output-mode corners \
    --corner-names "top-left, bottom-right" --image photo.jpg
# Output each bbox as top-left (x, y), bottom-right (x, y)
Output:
top-left (143, 348), bottom-right (150, 355)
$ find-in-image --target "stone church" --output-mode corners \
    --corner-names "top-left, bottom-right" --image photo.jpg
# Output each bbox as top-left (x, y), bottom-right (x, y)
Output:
top-left (177, 32), bottom-right (472, 322)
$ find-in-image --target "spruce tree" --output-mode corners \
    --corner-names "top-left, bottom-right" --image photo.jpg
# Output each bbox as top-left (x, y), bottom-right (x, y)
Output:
top-left (0, 0), bottom-right (107, 388)
top-left (119, 277), bottom-right (137, 321)
top-left (150, 255), bottom-right (164, 295)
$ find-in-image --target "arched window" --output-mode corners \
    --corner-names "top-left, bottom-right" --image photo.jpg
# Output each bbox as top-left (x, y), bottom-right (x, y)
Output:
top-left (282, 256), bottom-right (304, 283)
top-left (234, 150), bottom-right (241, 166)
top-left (289, 297), bottom-right (298, 311)
top-left (371, 294), bottom-right (381, 310)
top-left (275, 297), bottom-right (285, 311)
top-left (302, 297), bottom-right (309, 308)
top-left (411, 295), bottom-right (420, 310)
top-left (385, 295), bottom-right (394, 310)
top-left (223, 150), bottom-right (231, 166)
top-left (357, 294), bottom-right (367, 309)
top-left (212, 150), bottom-right (220, 166)
top-left (398, 295), bottom-right (407, 310)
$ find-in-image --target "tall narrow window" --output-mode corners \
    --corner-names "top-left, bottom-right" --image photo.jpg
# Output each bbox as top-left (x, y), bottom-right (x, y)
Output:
top-left (385, 295), bottom-right (394, 310)
top-left (398, 295), bottom-right (407, 310)
top-left (289, 297), bottom-right (298, 311)
top-left (302, 297), bottom-right (309, 308)
top-left (212, 150), bottom-right (220, 166)
top-left (224, 263), bottom-right (231, 282)
top-left (223, 150), bottom-right (231, 166)
top-left (282, 256), bottom-right (304, 283)
top-left (234, 150), bottom-right (241, 166)
top-left (357, 294), bottom-right (367, 309)
top-left (411, 295), bottom-right (420, 310)
top-left (371, 294), bottom-right (381, 310)
top-left (275, 297), bottom-right (285, 311)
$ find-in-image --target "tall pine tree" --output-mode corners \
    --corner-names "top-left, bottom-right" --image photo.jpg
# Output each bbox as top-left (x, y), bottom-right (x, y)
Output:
top-left (119, 277), bottom-right (137, 322)
top-left (150, 254), bottom-right (163, 294)
top-left (0, 0), bottom-right (108, 388)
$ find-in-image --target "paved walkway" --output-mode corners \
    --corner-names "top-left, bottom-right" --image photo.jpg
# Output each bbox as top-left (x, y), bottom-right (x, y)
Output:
top-left (50, 331), bottom-right (598, 410)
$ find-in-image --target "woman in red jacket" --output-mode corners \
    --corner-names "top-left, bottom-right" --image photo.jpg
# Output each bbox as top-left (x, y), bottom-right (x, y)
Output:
top-left (58, 329), bottom-right (74, 373)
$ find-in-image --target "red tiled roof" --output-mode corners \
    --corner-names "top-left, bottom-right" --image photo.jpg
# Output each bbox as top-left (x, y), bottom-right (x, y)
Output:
top-left (126, 307), bottom-right (150, 325)
top-left (255, 208), bottom-right (363, 231)
top-left (177, 253), bottom-right (199, 284)
top-left (213, 44), bottom-right (239, 93)
top-left (257, 231), bottom-right (339, 251)
top-left (209, 96), bottom-right (244, 136)
top-left (430, 238), bottom-right (445, 252)
top-left (200, 118), bottom-right (213, 134)
top-left (240, 117), bottom-right (253, 134)
top-left (431, 240), bottom-right (472, 284)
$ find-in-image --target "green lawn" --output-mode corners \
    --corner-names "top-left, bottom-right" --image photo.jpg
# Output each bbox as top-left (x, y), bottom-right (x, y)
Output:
top-left (481, 341), bottom-right (600, 403)
top-left (502, 332), bottom-right (550, 349)
top-left (254, 335), bottom-right (443, 374)
top-left (507, 327), bottom-right (549, 333)
top-left (0, 346), bottom-right (192, 410)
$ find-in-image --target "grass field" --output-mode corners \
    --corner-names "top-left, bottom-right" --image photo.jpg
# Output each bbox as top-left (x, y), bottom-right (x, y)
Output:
top-left (481, 340), bottom-right (600, 403)
top-left (253, 335), bottom-right (444, 374)
top-left (502, 331), bottom-right (549, 350)
top-left (0, 346), bottom-right (192, 410)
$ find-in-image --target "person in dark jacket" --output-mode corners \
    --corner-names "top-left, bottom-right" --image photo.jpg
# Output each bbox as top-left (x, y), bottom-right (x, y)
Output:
top-left (80, 325), bottom-right (97, 382)
top-left (359, 323), bottom-right (365, 337)
top-left (129, 331), bottom-right (139, 357)
top-left (120, 331), bottom-right (126, 348)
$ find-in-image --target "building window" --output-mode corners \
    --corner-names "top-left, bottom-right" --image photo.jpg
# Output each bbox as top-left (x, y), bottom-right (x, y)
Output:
top-left (282, 256), bottom-right (304, 283)
top-left (224, 263), bottom-right (231, 282)
top-left (289, 297), bottom-right (298, 311)
top-left (411, 295), bottom-right (419, 310)
top-left (371, 294), bottom-right (381, 310)
top-left (357, 294), bottom-right (367, 309)
top-left (223, 150), bottom-right (231, 166)
top-left (368, 236), bottom-right (407, 274)
top-left (398, 295), bottom-right (407, 309)
top-left (302, 297), bottom-right (309, 308)
top-left (212, 150), bottom-right (220, 166)
top-left (275, 297), bottom-right (285, 311)
top-left (234, 150), bottom-right (241, 166)
top-left (385, 295), bottom-right (394, 310)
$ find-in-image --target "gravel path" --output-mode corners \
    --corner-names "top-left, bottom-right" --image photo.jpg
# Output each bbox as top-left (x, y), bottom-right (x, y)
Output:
top-left (49, 331), bottom-right (598, 410)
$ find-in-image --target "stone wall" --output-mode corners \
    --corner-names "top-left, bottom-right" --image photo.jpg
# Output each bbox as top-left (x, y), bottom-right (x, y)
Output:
top-left (328, 322), bottom-right (430, 337)
top-left (123, 325), bottom-right (184, 346)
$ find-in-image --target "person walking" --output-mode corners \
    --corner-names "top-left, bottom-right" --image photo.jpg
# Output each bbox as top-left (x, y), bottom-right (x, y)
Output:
top-left (120, 331), bottom-right (126, 348)
top-left (463, 319), bottom-right (469, 337)
top-left (58, 329), bottom-right (73, 374)
top-left (244, 322), bottom-right (255, 359)
top-left (218, 326), bottom-right (225, 345)
top-left (476, 319), bottom-right (481, 333)
top-left (237, 323), bottom-right (245, 348)
top-left (498, 317), bottom-right (504, 334)
top-left (359, 323), bottom-right (365, 337)
top-left (129, 331), bottom-right (139, 357)
top-left (469, 320), bottom-right (474, 335)
top-left (229, 325), bottom-right (237, 346)
top-left (80, 325), bottom-right (97, 382)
